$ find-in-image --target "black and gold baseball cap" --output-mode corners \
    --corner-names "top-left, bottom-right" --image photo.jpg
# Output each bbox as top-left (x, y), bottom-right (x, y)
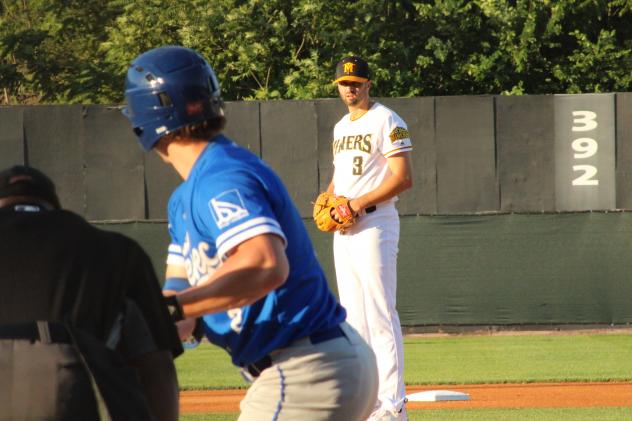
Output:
top-left (333, 56), bottom-right (370, 84)
top-left (0, 165), bottom-right (61, 209)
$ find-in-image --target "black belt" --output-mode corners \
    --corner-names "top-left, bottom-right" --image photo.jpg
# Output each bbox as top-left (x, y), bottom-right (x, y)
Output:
top-left (246, 324), bottom-right (346, 378)
top-left (365, 205), bottom-right (377, 213)
top-left (246, 355), bottom-right (272, 378)
top-left (308, 324), bottom-right (346, 344)
top-left (0, 321), bottom-right (72, 344)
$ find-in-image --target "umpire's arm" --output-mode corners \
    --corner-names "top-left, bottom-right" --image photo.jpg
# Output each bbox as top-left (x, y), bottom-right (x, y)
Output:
top-left (117, 301), bottom-right (179, 421)
top-left (130, 350), bottom-right (179, 421)
top-left (124, 244), bottom-right (183, 421)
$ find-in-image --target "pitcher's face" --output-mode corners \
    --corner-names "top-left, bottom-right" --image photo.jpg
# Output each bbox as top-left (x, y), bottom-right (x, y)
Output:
top-left (337, 80), bottom-right (371, 107)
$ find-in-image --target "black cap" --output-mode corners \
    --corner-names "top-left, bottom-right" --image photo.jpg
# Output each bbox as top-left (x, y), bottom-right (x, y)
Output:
top-left (0, 165), bottom-right (61, 209)
top-left (333, 56), bottom-right (370, 84)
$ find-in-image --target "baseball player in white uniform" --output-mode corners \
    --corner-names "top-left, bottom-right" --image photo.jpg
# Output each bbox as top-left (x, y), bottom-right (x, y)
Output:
top-left (326, 56), bottom-right (413, 421)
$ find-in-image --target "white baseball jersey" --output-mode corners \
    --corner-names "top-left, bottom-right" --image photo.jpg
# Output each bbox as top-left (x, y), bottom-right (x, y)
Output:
top-left (332, 102), bottom-right (412, 202)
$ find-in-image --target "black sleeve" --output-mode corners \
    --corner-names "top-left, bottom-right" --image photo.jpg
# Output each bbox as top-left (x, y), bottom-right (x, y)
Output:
top-left (123, 240), bottom-right (183, 358)
top-left (115, 299), bottom-right (160, 362)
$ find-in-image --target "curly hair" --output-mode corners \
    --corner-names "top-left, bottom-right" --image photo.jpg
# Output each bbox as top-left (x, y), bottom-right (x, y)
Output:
top-left (161, 115), bottom-right (226, 143)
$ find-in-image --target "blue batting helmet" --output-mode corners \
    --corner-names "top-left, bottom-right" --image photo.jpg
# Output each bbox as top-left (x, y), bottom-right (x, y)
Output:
top-left (122, 46), bottom-right (224, 151)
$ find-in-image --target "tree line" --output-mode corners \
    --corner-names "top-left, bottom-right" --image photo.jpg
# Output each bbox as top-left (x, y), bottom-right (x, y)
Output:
top-left (1, 0), bottom-right (630, 105)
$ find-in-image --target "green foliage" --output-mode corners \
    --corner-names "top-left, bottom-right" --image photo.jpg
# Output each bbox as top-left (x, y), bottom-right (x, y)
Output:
top-left (1, 0), bottom-right (631, 104)
top-left (0, 0), bottom-right (123, 103)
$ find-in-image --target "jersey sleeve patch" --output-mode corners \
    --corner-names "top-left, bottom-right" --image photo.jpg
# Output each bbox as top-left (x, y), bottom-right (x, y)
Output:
top-left (209, 189), bottom-right (250, 229)
top-left (389, 127), bottom-right (410, 143)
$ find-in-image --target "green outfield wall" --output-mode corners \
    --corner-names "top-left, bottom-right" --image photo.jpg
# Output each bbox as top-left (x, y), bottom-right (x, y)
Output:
top-left (95, 211), bottom-right (632, 327)
top-left (3, 93), bottom-right (632, 327)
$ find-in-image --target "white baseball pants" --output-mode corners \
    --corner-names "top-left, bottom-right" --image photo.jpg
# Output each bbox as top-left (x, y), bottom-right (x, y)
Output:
top-left (334, 205), bottom-right (407, 420)
top-left (238, 322), bottom-right (378, 421)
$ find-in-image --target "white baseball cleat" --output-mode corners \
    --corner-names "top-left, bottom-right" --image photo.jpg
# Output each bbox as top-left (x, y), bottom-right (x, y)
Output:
top-left (368, 398), bottom-right (408, 421)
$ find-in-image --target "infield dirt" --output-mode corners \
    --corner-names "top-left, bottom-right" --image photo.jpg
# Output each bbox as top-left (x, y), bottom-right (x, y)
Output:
top-left (180, 381), bottom-right (632, 413)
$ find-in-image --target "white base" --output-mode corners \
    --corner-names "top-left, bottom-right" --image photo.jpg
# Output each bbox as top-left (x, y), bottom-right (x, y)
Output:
top-left (406, 390), bottom-right (470, 402)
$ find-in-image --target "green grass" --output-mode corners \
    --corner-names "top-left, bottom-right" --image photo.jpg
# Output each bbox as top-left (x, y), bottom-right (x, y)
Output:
top-left (175, 344), bottom-right (245, 390)
top-left (181, 414), bottom-right (235, 421)
top-left (412, 408), bottom-right (632, 420)
top-left (180, 407), bottom-right (632, 421)
top-left (176, 333), bottom-right (632, 420)
top-left (404, 334), bottom-right (632, 384)
top-left (176, 334), bottom-right (632, 389)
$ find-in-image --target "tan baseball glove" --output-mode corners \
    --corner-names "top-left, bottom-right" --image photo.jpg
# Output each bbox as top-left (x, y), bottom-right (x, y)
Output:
top-left (312, 192), bottom-right (356, 232)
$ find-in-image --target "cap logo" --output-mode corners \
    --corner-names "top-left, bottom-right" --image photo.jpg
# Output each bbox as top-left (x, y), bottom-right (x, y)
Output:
top-left (343, 62), bottom-right (356, 74)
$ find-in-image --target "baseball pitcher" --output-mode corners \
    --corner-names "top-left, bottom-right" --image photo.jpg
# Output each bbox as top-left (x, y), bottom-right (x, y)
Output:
top-left (314, 56), bottom-right (413, 421)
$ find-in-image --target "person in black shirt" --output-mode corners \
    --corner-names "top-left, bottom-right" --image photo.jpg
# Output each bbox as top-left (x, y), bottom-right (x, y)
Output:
top-left (0, 165), bottom-right (183, 421)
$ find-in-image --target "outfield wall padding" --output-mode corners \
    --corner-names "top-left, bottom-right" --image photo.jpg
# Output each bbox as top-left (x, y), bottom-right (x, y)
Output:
top-left (435, 96), bottom-right (499, 214)
top-left (3, 94), bottom-right (632, 217)
top-left (83, 106), bottom-right (145, 220)
top-left (396, 212), bottom-right (632, 326)
top-left (223, 101), bottom-right (261, 156)
top-left (96, 212), bottom-right (632, 326)
top-left (22, 106), bottom-right (85, 214)
top-left (0, 106), bottom-right (24, 169)
top-left (145, 151), bottom-right (180, 220)
top-left (496, 95), bottom-right (556, 212)
top-left (3, 93), bottom-right (632, 326)
top-left (616, 92), bottom-right (632, 209)
top-left (554, 94), bottom-right (616, 211)
top-left (315, 99), bottom-right (347, 193)
top-left (260, 100), bottom-right (319, 218)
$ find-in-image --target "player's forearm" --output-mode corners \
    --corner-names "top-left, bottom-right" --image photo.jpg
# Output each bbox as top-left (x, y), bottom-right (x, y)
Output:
top-left (175, 234), bottom-right (289, 318)
top-left (351, 172), bottom-right (412, 211)
top-left (177, 266), bottom-right (284, 317)
top-left (326, 180), bottom-right (334, 194)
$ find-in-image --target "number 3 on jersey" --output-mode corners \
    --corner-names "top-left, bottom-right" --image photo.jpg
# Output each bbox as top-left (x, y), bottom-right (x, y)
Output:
top-left (353, 156), bottom-right (363, 175)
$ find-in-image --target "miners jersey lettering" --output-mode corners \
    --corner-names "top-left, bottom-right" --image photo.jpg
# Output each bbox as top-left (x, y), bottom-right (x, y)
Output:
top-left (332, 135), bottom-right (372, 154)
top-left (166, 135), bottom-right (345, 367)
top-left (332, 103), bottom-right (412, 201)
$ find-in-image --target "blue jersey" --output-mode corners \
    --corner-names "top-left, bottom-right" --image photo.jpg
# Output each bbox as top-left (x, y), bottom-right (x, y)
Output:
top-left (166, 135), bottom-right (346, 367)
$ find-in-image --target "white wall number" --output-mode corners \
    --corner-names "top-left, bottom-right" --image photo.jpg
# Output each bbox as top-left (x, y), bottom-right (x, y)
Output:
top-left (571, 110), bottom-right (598, 187)
top-left (572, 165), bottom-right (599, 186)
top-left (572, 111), bottom-right (598, 132)
top-left (572, 138), bottom-right (598, 159)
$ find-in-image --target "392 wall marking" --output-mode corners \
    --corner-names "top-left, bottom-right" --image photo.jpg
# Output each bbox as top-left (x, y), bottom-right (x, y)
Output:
top-left (571, 110), bottom-right (599, 186)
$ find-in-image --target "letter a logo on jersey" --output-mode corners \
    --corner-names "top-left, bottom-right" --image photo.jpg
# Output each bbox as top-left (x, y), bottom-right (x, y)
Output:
top-left (209, 189), bottom-right (249, 228)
